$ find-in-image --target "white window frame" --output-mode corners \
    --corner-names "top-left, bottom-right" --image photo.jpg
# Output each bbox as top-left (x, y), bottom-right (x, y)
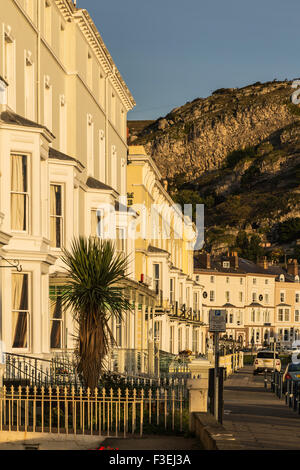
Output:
top-left (44, 75), bottom-right (52, 131)
top-left (91, 208), bottom-right (103, 239)
top-left (59, 95), bottom-right (67, 153)
top-left (99, 130), bottom-right (106, 183)
top-left (87, 114), bottom-right (94, 176)
top-left (44, 0), bottom-right (52, 44)
top-left (3, 25), bottom-right (16, 111)
top-left (10, 153), bottom-right (30, 233)
top-left (49, 285), bottom-right (65, 350)
top-left (24, 51), bottom-right (35, 120)
top-left (50, 183), bottom-right (64, 249)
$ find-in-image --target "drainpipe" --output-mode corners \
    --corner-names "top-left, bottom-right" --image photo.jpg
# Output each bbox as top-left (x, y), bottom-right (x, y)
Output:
top-left (105, 74), bottom-right (109, 184)
top-left (37, 0), bottom-right (41, 123)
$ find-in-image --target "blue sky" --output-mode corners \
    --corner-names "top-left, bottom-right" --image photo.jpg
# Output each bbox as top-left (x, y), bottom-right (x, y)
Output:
top-left (78, 0), bottom-right (300, 120)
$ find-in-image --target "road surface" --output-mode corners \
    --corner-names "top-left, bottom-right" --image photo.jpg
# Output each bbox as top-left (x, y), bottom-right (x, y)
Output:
top-left (223, 365), bottom-right (300, 449)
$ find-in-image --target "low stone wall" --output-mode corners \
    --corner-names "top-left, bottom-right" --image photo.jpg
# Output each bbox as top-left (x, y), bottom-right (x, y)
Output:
top-left (191, 412), bottom-right (243, 450)
top-left (219, 352), bottom-right (244, 377)
top-left (0, 431), bottom-right (105, 450)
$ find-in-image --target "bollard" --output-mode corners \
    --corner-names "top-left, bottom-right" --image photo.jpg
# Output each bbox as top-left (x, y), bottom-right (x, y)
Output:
top-left (279, 373), bottom-right (283, 399)
top-left (286, 380), bottom-right (290, 405)
top-left (271, 371), bottom-right (275, 393)
top-left (264, 369), bottom-right (268, 391)
top-left (294, 382), bottom-right (298, 411)
top-left (289, 380), bottom-right (294, 408)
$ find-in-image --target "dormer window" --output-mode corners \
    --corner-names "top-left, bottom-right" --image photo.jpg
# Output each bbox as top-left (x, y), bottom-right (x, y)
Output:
top-left (295, 275), bottom-right (300, 283)
top-left (279, 274), bottom-right (285, 282)
top-left (223, 261), bottom-right (230, 269)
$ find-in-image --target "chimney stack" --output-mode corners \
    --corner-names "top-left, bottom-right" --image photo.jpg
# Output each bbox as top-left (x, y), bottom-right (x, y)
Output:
top-left (198, 252), bottom-right (211, 269)
top-left (229, 251), bottom-right (239, 269)
top-left (287, 259), bottom-right (298, 277)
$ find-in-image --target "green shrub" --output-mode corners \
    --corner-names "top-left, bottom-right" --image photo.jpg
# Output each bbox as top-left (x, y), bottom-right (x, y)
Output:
top-left (277, 217), bottom-right (300, 243)
top-left (225, 147), bottom-right (256, 168)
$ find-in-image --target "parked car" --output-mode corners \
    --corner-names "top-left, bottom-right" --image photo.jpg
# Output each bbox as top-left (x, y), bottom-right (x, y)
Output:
top-left (253, 351), bottom-right (281, 375)
top-left (282, 362), bottom-right (300, 391)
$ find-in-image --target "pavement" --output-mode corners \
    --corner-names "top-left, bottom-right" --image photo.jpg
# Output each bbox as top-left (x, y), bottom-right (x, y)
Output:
top-left (101, 436), bottom-right (203, 450)
top-left (223, 365), bottom-right (300, 450)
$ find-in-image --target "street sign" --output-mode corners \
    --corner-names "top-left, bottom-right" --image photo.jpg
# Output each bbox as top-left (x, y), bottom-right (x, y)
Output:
top-left (209, 309), bottom-right (226, 333)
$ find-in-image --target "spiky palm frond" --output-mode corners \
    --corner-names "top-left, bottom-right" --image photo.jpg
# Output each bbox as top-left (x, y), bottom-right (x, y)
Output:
top-left (60, 236), bottom-right (131, 389)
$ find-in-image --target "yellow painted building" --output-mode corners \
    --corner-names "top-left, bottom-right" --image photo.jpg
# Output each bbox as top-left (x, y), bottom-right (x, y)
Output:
top-left (128, 146), bottom-right (205, 355)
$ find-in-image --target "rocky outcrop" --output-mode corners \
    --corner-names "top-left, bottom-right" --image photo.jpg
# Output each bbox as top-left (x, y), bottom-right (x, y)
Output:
top-left (128, 81), bottom-right (300, 180)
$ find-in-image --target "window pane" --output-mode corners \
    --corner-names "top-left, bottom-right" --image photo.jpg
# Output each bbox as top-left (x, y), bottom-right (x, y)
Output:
top-left (50, 320), bottom-right (62, 349)
top-left (11, 194), bottom-right (27, 230)
top-left (116, 228), bottom-right (125, 252)
top-left (50, 289), bottom-right (63, 349)
top-left (12, 312), bottom-right (28, 348)
top-left (12, 274), bottom-right (29, 349)
top-left (11, 154), bottom-right (27, 192)
top-left (91, 210), bottom-right (101, 237)
top-left (12, 274), bottom-right (28, 311)
top-left (50, 185), bottom-right (62, 247)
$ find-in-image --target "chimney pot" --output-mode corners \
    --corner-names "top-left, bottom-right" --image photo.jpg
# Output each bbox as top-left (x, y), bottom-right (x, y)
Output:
top-left (287, 258), bottom-right (298, 276)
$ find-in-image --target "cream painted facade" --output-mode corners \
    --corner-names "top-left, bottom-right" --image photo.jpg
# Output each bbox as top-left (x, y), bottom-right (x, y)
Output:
top-left (195, 271), bottom-right (276, 349)
top-left (0, 1), bottom-right (203, 372)
top-left (194, 254), bottom-right (276, 350)
top-left (194, 254), bottom-right (300, 351)
top-left (128, 146), bottom-right (205, 356)
top-left (274, 272), bottom-right (300, 346)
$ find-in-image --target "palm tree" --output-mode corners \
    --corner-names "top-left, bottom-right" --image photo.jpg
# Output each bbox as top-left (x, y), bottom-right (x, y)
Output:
top-left (60, 236), bottom-right (131, 389)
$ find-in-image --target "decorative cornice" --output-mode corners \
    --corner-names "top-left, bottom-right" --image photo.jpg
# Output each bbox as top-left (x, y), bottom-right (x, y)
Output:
top-left (54, 0), bottom-right (75, 22)
top-left (73, 9), bottom-right (135, 111)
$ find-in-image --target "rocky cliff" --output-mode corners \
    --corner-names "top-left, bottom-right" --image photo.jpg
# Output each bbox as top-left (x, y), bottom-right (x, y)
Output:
top-left (128, 80), bottom-right (300, 179)
top-left (128, 80), bottom-right (300, 260)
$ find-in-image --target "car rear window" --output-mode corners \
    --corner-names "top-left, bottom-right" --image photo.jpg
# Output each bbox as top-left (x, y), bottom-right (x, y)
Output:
top-left (289, 363), bottom-right (300, 371)
top-left (257, 352), bottom-right (279, 359)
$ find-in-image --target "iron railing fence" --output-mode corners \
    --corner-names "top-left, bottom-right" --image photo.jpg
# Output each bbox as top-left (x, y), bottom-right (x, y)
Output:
top-left (0, 385), bottom-right (188, 437)
top-left (3, 352), bottom-right (191, 397)
top-left (4, 353), bottom-right (82, 388)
